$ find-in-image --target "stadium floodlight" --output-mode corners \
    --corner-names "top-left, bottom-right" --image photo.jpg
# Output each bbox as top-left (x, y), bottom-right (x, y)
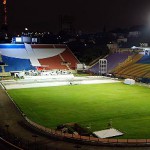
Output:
top-left (25, 28), bottom-right (28, 31)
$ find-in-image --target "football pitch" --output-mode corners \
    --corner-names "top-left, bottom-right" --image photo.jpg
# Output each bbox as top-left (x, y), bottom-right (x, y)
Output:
top-left (8, 82), bottom-right (150, 139)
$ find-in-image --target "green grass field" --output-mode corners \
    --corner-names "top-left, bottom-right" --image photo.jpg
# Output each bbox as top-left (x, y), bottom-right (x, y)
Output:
top-left (8, 82), bottom-right (150, 139)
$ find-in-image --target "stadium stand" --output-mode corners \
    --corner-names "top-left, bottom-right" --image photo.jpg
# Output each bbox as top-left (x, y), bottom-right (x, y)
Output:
top-left (137, 55), bottom-right (150, 64)
top-left (113, 52), bottom-right (150, 80)
top-left (38, 55), bottom-right (68, 70)
top-left (113, 54), bottom-right (143, 74)
top-left (0, 44), bottom-right (80, 73)
top-left (115, 64), bottom-right (150, 79)
top-left (106, 51), bottom-right (132, 72)
top-left (143, 71), bottom-right (150, 78)
top-left (1, 56), bottom-right (35, 72)
top-left (89, 51), bottom-right (132, 74)
top-left (60, 46), bottom-right (79, 70)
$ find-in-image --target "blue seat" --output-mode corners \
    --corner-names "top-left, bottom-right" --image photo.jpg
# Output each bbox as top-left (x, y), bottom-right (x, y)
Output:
top-left (1, 55), bottom-right (35, 72)
top-left (137, 55), bottom-right (150, 64)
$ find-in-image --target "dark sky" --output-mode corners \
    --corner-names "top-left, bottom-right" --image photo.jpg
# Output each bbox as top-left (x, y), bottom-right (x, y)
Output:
top-left (6, 0), bottom-right (150, 33)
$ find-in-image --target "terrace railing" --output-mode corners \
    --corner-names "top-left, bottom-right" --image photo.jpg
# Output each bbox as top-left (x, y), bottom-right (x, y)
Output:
top-left (24, 117), bottom-right (150, 147)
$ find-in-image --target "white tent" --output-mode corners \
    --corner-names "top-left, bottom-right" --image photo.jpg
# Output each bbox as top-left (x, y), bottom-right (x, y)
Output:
top-left (93, 128), bottom-right (123, 138)
top-left (124, 78), bottom-right (135, 85)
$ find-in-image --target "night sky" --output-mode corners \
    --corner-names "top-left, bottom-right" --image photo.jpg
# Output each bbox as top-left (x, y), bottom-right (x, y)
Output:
top-left (6, 0), bottom-right (150, 33)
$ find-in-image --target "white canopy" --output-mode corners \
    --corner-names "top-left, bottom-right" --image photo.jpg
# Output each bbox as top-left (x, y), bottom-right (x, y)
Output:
top-left (93, 128), bottom-right (123, 138)
top-left (124, 78), bottom-right (135, 85)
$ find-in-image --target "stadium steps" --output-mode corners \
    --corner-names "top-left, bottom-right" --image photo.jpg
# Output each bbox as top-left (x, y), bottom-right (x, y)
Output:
top-left (53, 44), bottom-right (71, 70)
top-left (89, 51), bottom-right (132, 74)
top-left (123, 64), bottom-right (150, 75)
top-left (113, 54), bottom-right (143, 74)
top-left (126, 66), bottom-right (150, 78)
top-left (115, 64), bottom-right (150, 79)
top-left (38, 55), bottom-right (68, 70)
top-left (35, 44), bottom-right (78, 70)
top-left (61, 46), bottom-right (80, 70)
top-left (59, 53), bottom-right (71, 70)
top-left (115, 63), bottom-right (147, 75)
top-left (143, 70), bottom-right (150, 78)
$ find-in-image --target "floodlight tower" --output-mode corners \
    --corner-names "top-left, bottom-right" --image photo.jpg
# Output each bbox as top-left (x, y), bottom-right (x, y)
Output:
top-left (1, 0), bottom-right (8, 31)
top-left (3, 0), bottom-right (7, 25)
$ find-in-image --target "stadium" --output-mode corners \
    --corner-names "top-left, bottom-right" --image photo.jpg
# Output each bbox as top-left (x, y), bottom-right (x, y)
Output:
top-left (1, 43), bottom-right (150, 149)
